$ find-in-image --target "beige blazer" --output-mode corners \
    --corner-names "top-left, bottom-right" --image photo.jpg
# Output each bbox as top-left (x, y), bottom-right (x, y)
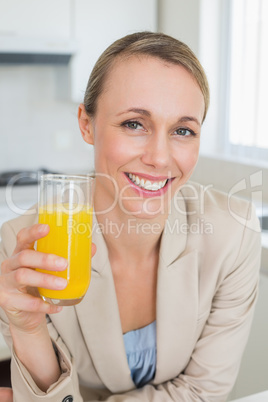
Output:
top-left (0, 183), bottom-right (261, 402)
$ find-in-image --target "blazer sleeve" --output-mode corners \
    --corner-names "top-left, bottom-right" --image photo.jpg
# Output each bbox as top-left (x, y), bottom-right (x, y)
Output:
top-left (0, 221), bottom-right (84, 402)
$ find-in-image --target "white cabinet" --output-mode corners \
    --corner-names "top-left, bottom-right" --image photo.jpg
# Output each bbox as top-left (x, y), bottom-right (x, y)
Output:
top-left (70, 0), bottom-right (157, 102)
top-left (0, 0), bottom-right (74, 55)
top-left (0, 0), bottom-right (157, 101)
top-left (0, 0), bottom-right (71, 39)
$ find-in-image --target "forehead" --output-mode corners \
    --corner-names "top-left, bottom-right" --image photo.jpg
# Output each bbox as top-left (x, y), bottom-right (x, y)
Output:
top-left (104, 55), bottom-right (196, 90)
top-left (97, 55), bottom-right (205, 121)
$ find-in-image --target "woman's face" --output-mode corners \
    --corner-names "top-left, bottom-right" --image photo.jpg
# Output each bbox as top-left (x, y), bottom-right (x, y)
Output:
top-left (80, 56), bottom-right (205, 220)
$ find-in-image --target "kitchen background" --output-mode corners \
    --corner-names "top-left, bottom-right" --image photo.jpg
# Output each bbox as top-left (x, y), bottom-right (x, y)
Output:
top-left (0, 0), bottom-right (267, 400)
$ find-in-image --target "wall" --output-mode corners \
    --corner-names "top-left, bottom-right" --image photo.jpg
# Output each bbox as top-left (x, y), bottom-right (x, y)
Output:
top-left (158, 0), bottom-right (200, 55)
top-left (0, 64), bottom-right (93, 173)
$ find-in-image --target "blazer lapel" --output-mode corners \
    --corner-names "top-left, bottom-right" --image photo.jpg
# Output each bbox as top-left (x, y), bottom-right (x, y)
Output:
top-left (153, 193), bottom-right (199, 384)
top-left (153, 250), bottom-right (199, 384)
top-left (75, 214), bottom-right (134, 392)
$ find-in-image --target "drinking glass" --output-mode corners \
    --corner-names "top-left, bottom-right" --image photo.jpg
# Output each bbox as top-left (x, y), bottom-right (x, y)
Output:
top-left (36, 174), bottom-right (94, 306)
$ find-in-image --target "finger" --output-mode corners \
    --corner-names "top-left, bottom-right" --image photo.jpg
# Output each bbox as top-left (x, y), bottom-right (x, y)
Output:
top-left (91, 242), bottom-right (96, 257)
top-left (7, 249), bottom-right (67, 273)
top-left (4, 292), bottom-right (63, 315)
top-left (14, 224), bottom-right (50, 254)
top-left (7, 268), bottom-right (67, 292)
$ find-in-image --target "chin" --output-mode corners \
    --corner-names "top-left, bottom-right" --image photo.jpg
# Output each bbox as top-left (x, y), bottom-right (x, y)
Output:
top-left (121, 198), bottom-right (169, 220)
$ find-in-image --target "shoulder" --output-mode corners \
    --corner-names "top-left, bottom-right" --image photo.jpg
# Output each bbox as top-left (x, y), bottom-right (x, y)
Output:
top-left (170, 181), bottom-right (261, 269)
top-left (177, 181), bottom-right (260, 232)
top-left (179, 180), bottom-right (249, 217)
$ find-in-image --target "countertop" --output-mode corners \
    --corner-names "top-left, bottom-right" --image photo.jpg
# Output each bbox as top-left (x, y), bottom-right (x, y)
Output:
top-left (0, 185), bottom-right (38, 231)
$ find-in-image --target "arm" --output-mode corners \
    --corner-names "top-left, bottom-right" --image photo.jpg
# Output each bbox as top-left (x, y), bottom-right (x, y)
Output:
top-left (0, 220), bottom-right (83, 401)
top-left (0, 223), bottom-right (67, 391)
top-left (10, 321), bottom-right (61, 391)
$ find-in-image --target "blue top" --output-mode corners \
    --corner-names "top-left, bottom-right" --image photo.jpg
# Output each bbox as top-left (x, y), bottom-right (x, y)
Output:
top-left (123, 321), bottom-right (156, 388)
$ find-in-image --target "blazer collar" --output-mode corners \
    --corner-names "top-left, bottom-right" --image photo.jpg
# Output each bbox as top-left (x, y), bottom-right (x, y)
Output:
top-left (153, 191), bottom-right (199, 383)
top-left (159, 190), bottom-right (188, 266)
top-left (153, 249), bottom-right (199, 384)
top-left (75, 213), bottom-right (134, 392)
top-left (90, 212), bottom-right (109, 273)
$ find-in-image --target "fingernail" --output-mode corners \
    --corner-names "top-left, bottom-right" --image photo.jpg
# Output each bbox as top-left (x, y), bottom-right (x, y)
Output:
top-left (55, 278), bottom-right (67, 289)
top-left (55, 258), bottom-right (67, 268)
top-left (38, 224), bottom-right (49, 233)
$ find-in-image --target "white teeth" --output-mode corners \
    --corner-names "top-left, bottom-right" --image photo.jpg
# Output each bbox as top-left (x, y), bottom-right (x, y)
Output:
top-left (127, 173), bottom-right (167, 191)
top-left (151, 183), bottom-right (160, 190)
top-left (144, 180), bottom-right (152, 190)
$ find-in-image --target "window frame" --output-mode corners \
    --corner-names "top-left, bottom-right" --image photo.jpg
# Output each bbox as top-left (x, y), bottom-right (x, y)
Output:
top-left (223, 0), bottom-right (268, 162)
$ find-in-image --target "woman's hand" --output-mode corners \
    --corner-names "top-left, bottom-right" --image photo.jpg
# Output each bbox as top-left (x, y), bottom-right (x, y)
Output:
top-left (0, 223), bottom-right (96, 335)
top-left (0, 224), bottom-right (68, 334)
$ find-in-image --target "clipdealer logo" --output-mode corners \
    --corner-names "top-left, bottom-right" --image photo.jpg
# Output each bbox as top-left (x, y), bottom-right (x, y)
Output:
top-left (3, 170), bottom-right (264, 234)
top-left (227, 170), bottom-right (262, 232)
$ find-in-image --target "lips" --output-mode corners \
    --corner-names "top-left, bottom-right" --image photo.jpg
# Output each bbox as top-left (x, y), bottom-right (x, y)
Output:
top-left (125, 172), bottom-right (170, 191)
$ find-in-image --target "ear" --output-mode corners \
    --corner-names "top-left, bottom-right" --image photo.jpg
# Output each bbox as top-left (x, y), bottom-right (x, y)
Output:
top-left (78, 104), bottom-right (95, 145)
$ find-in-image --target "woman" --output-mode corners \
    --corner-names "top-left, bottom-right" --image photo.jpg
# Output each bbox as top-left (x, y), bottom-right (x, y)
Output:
top-left (0, 32), bottom-right (261, 401)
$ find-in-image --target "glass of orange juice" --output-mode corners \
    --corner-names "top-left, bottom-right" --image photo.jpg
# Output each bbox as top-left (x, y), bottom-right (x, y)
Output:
top-left (36, 174), bottom-right (94, 306)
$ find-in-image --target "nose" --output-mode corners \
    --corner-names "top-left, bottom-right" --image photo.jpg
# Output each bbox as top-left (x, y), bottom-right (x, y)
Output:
top-left (141, 130), bottom-right (170, 169)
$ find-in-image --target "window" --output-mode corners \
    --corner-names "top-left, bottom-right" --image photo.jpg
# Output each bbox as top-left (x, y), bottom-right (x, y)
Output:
top-left (226, 0), bottom-right (268, 160)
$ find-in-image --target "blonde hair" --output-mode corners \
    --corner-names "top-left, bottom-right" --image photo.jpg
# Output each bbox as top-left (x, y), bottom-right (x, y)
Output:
top-left (84, 31), bottom-right (210, 122)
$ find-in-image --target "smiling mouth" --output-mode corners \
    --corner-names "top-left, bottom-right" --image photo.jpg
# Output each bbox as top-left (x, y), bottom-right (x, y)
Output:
top-left (125, 173), bottom-right (170, 191)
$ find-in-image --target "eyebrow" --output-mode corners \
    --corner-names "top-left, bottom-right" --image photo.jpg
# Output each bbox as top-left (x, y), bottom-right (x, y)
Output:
top-left (116, 108), bottom-right (151, 117)
top-left (178, 116), bottom-right (201, 127)
top-left (117, 108), bottom-right (201, 127)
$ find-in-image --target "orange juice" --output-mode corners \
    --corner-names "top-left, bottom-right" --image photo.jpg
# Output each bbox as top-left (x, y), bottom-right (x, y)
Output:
top-left (37, 205), bottom-right (93, 304)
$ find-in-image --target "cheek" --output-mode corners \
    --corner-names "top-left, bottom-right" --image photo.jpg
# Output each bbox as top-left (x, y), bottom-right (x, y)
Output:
top-left (96, 132), bottom-right (143, 167)
top-left (93, 135), bottom-right (131, 171)
top-left (174, 142), bottom-right (200, 172)
top-left (189, 145), bottom-right (200, 167)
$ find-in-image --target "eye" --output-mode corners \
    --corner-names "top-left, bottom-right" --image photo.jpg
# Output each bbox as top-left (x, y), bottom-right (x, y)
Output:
top-left (123, 120), bottom-right (144, 130)
top-left (174, 127), bottom-right (196, 137)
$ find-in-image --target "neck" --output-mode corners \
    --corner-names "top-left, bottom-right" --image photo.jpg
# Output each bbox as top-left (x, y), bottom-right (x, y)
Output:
top-left (94, 202), bottom-right (167, 263)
